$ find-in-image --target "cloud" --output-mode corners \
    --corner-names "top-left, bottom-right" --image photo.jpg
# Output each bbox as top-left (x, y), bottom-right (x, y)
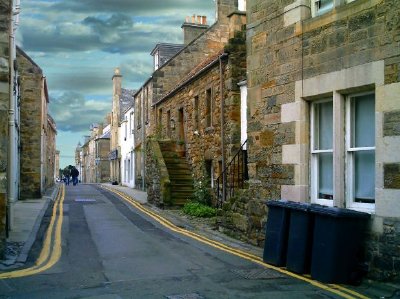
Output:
top-left (50, 0), bottom-right (215, 16)
top-left (49, 92), bottom-right (111, 132)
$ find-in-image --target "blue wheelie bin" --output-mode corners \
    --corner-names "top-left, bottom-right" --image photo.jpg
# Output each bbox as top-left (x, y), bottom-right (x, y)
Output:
top-left (263, 200), bottom-right (290, 266)
top-left (309, 205), bottom-right (370, 284)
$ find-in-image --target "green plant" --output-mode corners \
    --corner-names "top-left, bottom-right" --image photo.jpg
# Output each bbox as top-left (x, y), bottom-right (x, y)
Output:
top-left (182, 202), bottom-right (216, 218)
top-left (191, 177), bottom-right (212, 206)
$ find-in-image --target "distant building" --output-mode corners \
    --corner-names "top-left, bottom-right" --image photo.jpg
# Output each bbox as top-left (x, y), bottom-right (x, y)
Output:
top-left (45, 114), bottom-right (57, 189)
top-left (109, 68), bottom-right (135, 184)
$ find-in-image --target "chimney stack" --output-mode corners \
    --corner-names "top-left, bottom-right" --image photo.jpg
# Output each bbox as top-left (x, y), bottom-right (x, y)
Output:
top-left (181, 14), bottom-right (209, 45)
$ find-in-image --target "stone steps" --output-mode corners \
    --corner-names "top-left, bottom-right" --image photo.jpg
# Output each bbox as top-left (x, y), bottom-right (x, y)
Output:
top-left (159, 140), bottom-right (194, 206)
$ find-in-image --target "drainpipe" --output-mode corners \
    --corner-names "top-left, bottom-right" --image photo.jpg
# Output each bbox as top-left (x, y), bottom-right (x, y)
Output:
top-left (7, 0), bottom-right (20, 232)
top-left (219, 53), bottom-right (227, 203)
top-left (141, 87), bottom-right (145, 191)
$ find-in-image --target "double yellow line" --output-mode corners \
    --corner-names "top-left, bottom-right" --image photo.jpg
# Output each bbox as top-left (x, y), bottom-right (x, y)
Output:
top-left (103, 186), bottom-right (370, 299)
top-left (0, 184), bottom-right (65, 279)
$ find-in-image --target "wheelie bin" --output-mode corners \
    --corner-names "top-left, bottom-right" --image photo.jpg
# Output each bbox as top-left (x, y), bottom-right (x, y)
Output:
top-left (309, 205), bottom-right (370, 284)
top-left (263, 200), bottom-right (290, 266)
top-left (285, 202), bottom-right (314, 274)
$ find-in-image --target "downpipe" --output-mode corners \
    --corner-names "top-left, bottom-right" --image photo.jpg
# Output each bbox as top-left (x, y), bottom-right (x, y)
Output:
top-left (7, 0), bottom-right (20, 233)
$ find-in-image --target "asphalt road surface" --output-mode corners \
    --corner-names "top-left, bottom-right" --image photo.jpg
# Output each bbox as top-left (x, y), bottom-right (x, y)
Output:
top-left (0, 184), bottom-right (339, 299)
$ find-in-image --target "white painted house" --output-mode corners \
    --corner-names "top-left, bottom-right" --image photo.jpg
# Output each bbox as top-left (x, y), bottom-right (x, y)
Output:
top-left (119, 105), bottom-right (135, 188)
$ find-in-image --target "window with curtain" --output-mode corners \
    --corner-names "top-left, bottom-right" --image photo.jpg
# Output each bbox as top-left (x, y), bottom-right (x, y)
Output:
top-left (311, 99), bottom-right (334, 205)
top-left (346, 93), bottom-right (375, 205)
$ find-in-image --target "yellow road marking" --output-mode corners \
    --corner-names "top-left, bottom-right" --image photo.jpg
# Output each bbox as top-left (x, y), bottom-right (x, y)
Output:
top-left (0, 184), bottom-right (65, 279)
top-left (104, 186), bottom-right (370, 299)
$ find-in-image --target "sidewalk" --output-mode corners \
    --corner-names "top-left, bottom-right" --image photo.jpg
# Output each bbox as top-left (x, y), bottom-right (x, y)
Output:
top-left (103, 183), bottom-right (400, 299)
top-left (0, 185), bottom-right (59, 269)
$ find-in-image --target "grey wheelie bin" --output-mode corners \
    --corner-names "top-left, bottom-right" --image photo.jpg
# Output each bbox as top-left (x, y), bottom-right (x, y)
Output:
top-left (263, 200), bottom-right (290, 266)
top-left (309, 205), bottom-right (370, 284)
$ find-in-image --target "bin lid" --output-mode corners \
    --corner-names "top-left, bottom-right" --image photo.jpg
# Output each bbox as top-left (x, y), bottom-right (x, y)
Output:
top-left (265, 200), bottom-right (289, 208)
top-left (284, 201), bottom-right (311, 212)
top-left (265, 200), bottom-right (310, 211)
top-left (309, 205), bottom-right (370, 219)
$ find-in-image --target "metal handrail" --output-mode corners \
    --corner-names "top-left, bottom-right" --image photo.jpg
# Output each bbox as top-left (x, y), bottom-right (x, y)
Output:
top-left (215, 140), bottom-right (248, 207)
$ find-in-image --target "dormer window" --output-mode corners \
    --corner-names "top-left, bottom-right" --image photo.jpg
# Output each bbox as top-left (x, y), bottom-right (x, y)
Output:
top-left (154, 51), bottom-right (159, 71)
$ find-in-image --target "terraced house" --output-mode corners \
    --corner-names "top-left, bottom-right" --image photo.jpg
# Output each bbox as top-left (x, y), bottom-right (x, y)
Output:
top-left (0, 0), bottom-right (57, 257)
top-left (218, 0), bottom-right (400, 280)
top-left (145, 0), bottom-right (247, 207)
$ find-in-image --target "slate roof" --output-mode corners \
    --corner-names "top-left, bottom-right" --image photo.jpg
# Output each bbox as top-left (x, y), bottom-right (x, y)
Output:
top-left (99, 130), bottom-right (111, 139)
top-left (120, 88), bottom-right (135, 121)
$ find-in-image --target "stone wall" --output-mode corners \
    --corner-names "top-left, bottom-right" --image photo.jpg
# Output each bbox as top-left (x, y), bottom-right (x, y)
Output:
top-left (18, 48), bottom-right (44, 199)
top-left (0, 0), bottom-right (11, 257)
top-left (151, 0), bottom-right (238, 104)
top-left (145, 138), bottom-right (170, 206)
top-left (45, 116), bottom-right (56, 189)
top-left (242, 0), bottom-right (400, 280)
top-left (97, 138), bottom-right (110, 182)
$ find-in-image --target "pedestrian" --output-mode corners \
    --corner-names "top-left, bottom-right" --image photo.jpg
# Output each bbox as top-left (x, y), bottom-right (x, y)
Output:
top-left (71, 167), bottom-right (79, 186)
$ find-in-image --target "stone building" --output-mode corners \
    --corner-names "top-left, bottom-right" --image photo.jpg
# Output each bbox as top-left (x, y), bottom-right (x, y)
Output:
top-left (77, 121), bottom-right (111, 184)
top-left (75, 143), bottom-right (82, 181)
top-left (55, 150), bottom-right (60, 180)
top-left (0, 0), bottom-right (12, 256)
top-left (220, 0), bottom-right (400, 281)
top-left (95, 123), bottom-right (111, 183)
top-left (45, 114), bottom-right (57, 189)
top-left (109, 68), bottom-right (135, 184)
top-left (143, 0), bottom-right (247, 206)
top-left (18, 47), bottom-right (53, 199)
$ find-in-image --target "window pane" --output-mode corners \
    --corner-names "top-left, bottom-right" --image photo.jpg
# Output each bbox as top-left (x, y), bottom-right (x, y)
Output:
top-left (316, 101), bottom-right (333, 150)
top-left (354, 94), bottom-right (375, 147)
top-left (318, 152), bottom-right (333, 199)
top-left (318, 0), bottom-right (333, 14)
top-left (354, 150), bottom-right (375, 203)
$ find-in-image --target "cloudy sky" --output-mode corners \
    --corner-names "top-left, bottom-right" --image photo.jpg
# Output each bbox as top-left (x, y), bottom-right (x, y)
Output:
top-left (18, 0), bottom-right (215, 168)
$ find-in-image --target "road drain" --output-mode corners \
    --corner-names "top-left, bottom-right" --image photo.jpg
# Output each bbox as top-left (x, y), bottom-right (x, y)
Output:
top-left (74, 198), bottom-right (96, 202)
top-left (231, 267), bottom-right (286, 280)
top-left (165, 293), bottom-right (204, 299)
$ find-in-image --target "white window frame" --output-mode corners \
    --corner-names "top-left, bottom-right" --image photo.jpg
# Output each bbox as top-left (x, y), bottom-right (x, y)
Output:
top-left (312, 0), bottom-right (358, 17)
top-left (310, 98), bottom-right (334, 207)
top-left (238, 0), bottom-right (246, 11)
top-left (345, 91), bottom-right (375, 212)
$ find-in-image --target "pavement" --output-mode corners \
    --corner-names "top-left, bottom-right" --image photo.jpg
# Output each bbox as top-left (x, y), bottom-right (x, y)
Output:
top-left (1, 182), bottom-right (399, 298)
top-left (0, 184), bottom-right (59, 269)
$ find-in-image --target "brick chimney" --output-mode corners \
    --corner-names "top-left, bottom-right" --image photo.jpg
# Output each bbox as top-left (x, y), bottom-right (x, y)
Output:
top-left (181, 14), bottom-right (209, 45)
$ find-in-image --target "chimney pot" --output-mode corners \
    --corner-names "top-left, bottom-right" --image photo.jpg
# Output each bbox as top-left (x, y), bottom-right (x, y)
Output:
top-left (197, 15), bottom-right (201, 24)
top-left (202, 16), bottom-right (207, 25)
top-left (185, 16), bottom-right (189, 23)
top-left (191, 15), bottom-right (195, 23)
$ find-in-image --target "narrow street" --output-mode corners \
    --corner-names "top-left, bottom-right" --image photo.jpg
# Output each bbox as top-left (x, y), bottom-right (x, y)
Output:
top-left (0, 184), bottom-right (340, 299)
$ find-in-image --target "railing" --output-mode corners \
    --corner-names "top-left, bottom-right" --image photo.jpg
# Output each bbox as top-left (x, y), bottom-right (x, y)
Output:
top-left (215, 140), bottom-right (248, 208)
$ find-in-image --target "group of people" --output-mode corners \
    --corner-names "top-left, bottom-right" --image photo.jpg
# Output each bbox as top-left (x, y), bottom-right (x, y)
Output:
top-left (63, 165), bottom-right (80, 186)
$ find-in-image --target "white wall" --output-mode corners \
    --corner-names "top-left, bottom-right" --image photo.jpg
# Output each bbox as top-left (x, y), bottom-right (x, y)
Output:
top-left (120, 107), bottom-right (135, 188)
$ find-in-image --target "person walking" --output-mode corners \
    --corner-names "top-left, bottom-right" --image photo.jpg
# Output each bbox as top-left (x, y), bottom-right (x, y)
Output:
top-left (71, 167), bottom-right (79, 186)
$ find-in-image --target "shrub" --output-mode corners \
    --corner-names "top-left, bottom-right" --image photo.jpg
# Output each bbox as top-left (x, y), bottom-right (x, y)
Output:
top-left (191, 178), bottom-right (212, 206)
top-left (182, 202), bottom-right (216, 218)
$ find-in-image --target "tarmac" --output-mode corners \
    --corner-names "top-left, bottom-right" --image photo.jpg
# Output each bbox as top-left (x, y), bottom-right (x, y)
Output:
top-left (0, 182), bottom-right (399, 298)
